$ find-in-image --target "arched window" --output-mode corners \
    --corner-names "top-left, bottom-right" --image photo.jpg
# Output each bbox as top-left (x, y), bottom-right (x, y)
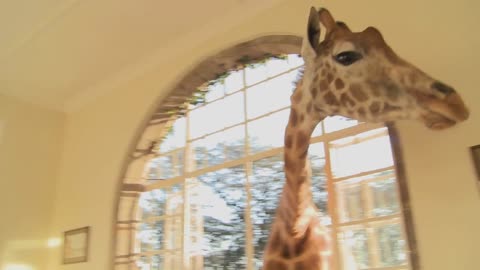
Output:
top-left (115, 38), bottom-right (416, 270)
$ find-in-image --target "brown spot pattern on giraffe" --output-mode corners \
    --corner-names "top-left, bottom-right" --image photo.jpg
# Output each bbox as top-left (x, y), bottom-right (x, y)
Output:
top-left (265, 260), bottom-right (288, 270)
top-left (299, 149), bottom-right (308, 159)
top-left (350, 83), bottom-right (369, 102)
top-left (326, 73), bottom-right (334, 84)
top-left (323, 92), bottom-right (340, 106)
top-left (286, 175), bottom-right (297, 190)
top-left (319, 80), bottom-right (329, 92)
top-left (310, 87), bottom-right (318, 98)
top-left (307, 101), bottom-right (313, 113)
top-left (294, 226), bottom-right (312, 256)
top-left (383, 103), bottom-right (401, 113)
top-left (284, 154), bottom-right (295, 173)
top-left (296, 175), bottom-right (307, 185)
top-left (358, 107), bottom-right (367, 118)
top-left (290, 109), bottom-right (298, 127)
top-left (335, 78), bottom-right (344, 90)
top-left (296, 131), bottom-right (309, 148)
top-left (386, 85), bottom-right (401, 101)
top-left (369, 102), bottom-right (381, 114)
top-left (281, 244), bottom-right (292, 259)
top-left (367, 81), bottom-right (382, 97)
top-left (285, 134), bottom-right (293, 148)
top-left (270, 232), bottom-right (282, 248)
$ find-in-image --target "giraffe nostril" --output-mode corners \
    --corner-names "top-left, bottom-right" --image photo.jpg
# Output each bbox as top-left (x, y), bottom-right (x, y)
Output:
top-left (432, 82), bottom-right (455, 95)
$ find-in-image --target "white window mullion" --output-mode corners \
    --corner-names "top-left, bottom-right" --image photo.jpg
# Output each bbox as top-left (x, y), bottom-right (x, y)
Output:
top-left (322, 120), bottom-right (342, 270)
top-left (364, 179), bottom-right (381, 268)
top-left (393, 168), bottom-right (413, 270)
top-left (242, 68), bottom-right (255, 270)
top-left (182, 110), bottom-right (192, 270)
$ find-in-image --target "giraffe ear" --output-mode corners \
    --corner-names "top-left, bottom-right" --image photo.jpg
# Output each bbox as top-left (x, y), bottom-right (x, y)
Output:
top-left (302, 7), bottom-right (321, 58)
top-left (318, 8), bottom-right (336, 35)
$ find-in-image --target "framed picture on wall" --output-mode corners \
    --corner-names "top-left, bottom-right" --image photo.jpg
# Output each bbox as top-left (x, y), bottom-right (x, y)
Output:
top-left (470, 145), bottom-right (480, 193)
top-left (63, 226), bottom-right (90, 264)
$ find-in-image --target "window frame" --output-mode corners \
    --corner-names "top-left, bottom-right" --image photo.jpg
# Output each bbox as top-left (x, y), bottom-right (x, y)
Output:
top-left (113, 36), bottom-right (419, 270)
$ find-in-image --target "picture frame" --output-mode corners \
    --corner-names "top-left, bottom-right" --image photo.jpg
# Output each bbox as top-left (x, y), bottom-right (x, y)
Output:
top-left (470, 145), bottom-right (480, 192)
top-left (63, 226), bottom-right (90, 264)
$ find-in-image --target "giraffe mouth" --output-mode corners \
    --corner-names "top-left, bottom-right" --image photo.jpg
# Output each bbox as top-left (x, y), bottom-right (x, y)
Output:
top-left (421, 93), bottom-right (470, 130)
top-left (422, 112), bottom-right (457, 130)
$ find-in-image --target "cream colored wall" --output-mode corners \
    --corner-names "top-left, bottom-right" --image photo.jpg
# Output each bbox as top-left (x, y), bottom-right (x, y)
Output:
top-left (49, 0), bottom-right (480, 269)
top-left (0, 94), bottom-right (64, 270)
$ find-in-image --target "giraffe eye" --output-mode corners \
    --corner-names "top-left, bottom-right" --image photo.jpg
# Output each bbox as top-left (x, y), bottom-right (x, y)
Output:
top-left (334, 51), bottom-right (363, 66)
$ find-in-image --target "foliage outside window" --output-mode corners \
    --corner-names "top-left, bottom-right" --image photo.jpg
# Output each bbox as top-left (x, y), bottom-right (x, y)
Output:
top-left (134, 55), bottom-right (411, 270)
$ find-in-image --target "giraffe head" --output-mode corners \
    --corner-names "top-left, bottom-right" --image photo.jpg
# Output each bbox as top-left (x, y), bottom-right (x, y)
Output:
top-left (298, 7), bottom-right (469, 130)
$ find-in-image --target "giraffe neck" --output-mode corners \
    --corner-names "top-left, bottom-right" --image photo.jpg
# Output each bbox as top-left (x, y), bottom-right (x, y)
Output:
top-left (262, 81), bottom-right (331, 269)
top-left (278, 104), bottom-right (320, 236)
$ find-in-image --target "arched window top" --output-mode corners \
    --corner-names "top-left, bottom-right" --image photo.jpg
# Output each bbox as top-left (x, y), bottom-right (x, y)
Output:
top-left (114, 36), bottom-right (417, 270)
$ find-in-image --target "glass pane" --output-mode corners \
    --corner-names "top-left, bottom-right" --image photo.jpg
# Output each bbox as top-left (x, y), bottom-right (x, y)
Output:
top-left (323, 116), bottom-right (359, 133)
top-left (138, 222), bottom-right (154, 252)
top-left (147, 152), bottom-right (183, 180)
top-left (329, 128), bottom-right (393, 178)
top-left (137, 256), bottom-right (149, 269)
top-left (152, 220), bottom-right (164, 250)
top-left (245, 63), bottom-right (268, 85)
top-left (287, 54), bottom-right (304, 68)
top-left (205, 82), bottom-right (225, 103)
top-left (338, 227), bottom-right (370, 269)
top-left (246, 70), bottom-right (296, 119)
top-left (159, 117), bottom-right (186, 153)
top-left (369, 173), bottom-right (400, 217)
top-left (376, 223), bottom-right (407, 267)
top-left (151, 255), bottom-right (163, 270)
top-left (336, 179), bottom-right (365, 223)
top-left (248, 109), bottom-right (289, 154)
top-left (224, 70), bottom-right (243, 94)
top-left (250, 154), bottom-right (284, 269)
top-left (309, 143), bottom-right (329, 217)
top-left (190, 91), bottom-right (244, 138)
top-left (265, 57), bottom-right (291, 77)
top-left (166, 184), bottom-right (184, 215)
top-left (136, 221), bottom-right (165, 252)
top-left (312, 122), bottom-right (323, 137)
top-left (192, 125), bottom-right (245, 170)
top-left (139, 189), bottom-right (167, 218)
top-left (191, 167), bottom-right (247, 269)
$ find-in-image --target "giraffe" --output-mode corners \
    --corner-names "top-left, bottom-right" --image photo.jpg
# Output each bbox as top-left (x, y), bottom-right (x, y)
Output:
top-left (262, 7), bottom-right (469, 270)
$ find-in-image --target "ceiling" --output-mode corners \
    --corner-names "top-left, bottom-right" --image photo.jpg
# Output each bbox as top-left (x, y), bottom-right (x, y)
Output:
top-left (0, 0), bottom-right (283, 111)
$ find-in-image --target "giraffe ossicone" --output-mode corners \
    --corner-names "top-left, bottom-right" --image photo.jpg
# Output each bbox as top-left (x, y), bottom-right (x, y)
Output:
top-left (262, 7), bottom-right (469, 270)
